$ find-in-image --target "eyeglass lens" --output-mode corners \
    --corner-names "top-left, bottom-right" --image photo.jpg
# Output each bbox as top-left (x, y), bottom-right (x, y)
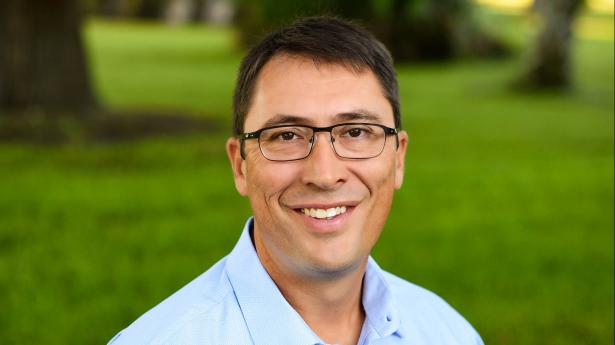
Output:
top-left (258, 124), bottom-right (386, 161)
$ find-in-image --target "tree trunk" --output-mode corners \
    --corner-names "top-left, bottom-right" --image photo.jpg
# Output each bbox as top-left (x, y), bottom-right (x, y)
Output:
top-left (164, 0), bottom-right (195, 25)
top-left (191, 0), bottom-right (206, 22)
top-left (202, 0), bottom-right (234, 25)
top-left (0, 0), bottom-right (96, 115)
top-left (520, 0), bottom-right (584, 88)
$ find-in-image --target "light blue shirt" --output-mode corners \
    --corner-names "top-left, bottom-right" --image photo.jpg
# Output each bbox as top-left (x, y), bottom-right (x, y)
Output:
top-left (109, 218), bottom-right (484, 344)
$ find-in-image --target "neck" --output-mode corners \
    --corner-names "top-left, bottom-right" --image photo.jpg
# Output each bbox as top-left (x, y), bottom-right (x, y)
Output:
top-left (254, 233), bottom-right (367, 345)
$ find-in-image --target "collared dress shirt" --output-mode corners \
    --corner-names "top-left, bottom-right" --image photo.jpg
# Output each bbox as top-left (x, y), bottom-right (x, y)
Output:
top-left (109, 218), bottom-right (484, 344)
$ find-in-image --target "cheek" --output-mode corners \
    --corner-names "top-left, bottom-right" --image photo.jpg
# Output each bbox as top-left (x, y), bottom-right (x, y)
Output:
top-left (351, 155), bottom-right (397, 228)
top-left (245, 159), bottom-right (299, 206)
top-left (353, 155), bottom-right (397, 195)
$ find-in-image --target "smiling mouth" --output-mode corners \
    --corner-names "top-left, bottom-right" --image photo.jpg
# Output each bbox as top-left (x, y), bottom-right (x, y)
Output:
top-left (300, 206), bottom-right (348, 220)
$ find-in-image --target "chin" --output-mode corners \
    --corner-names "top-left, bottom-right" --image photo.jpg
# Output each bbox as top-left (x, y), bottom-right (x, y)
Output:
top-left (303, 254), bottom-right (365, 280)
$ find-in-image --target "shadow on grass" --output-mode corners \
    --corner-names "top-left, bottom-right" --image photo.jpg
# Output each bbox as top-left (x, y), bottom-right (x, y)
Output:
top-left (0, 109), bottom-right (220, 144)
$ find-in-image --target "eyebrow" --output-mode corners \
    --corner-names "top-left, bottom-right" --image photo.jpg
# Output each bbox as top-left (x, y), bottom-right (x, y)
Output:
top-left (261, 114), bottom-right (308, 128)
top-left (260, 109), bottom-right (382, 128)
top-left (334, 110), bottom-right (381, 122)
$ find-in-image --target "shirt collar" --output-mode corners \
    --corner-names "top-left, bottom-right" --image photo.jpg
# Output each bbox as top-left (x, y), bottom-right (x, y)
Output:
top-left (225, 218), bottom-right (322, 345)
top-left (363, 257), bottom-right (404, 339)
top-left (225, 217), bottom-right (403, 344)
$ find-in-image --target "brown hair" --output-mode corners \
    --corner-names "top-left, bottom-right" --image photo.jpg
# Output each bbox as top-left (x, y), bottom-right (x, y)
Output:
top-left (232, 16), bottom-right (401, 135)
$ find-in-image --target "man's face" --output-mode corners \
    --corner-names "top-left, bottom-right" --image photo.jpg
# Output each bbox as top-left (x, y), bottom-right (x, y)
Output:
top-left (227, 54), bottom-right (407, 278)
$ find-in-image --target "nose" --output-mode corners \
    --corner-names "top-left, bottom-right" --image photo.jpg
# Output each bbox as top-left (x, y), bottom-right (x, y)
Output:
top-left (300, 132), bottom-right (347, 190)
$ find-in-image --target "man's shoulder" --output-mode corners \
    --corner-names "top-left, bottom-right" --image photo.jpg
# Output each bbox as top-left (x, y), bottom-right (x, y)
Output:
top-left (107, 256), bottom-right (249, 345)
top-left (381, 270), bottom-right (483, 344)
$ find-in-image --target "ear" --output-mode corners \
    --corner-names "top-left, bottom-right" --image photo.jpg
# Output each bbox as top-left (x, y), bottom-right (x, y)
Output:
top-left (394, 130), bottom-right (408, 189)
top-left (226, 137), bottom-right (248, 196)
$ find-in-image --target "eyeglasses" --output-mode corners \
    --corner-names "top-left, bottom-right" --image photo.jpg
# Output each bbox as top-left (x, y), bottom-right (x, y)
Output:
top-left (239, 123), bottom-right (398, 162)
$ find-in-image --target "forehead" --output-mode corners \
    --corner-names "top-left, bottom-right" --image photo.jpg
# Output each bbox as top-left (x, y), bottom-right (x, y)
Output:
top-left (244, 54), bottom-right (393, 130)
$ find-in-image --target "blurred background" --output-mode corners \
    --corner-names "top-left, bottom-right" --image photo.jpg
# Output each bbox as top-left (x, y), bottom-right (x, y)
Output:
top-left (0, 0), bottom-right (612, 344)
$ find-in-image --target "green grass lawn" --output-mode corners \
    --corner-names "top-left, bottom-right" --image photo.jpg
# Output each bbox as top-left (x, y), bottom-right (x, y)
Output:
top-left (0, 11), bottom-right (613, 345)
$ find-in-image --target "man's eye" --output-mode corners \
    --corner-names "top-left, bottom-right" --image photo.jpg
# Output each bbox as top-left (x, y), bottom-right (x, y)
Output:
top-left (268, 131), bottom-right (303, 141)
top-left (342, 127), bottom-right (373, 138)
top-left (347, 128), bottom-right (363, 137)
top-left (262, 127), bottom-right (309, 142)
top-left (280, 132), bottom-right (297, 140)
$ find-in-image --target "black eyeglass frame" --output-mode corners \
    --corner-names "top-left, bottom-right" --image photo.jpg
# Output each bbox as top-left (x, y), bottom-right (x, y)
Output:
top-left (238, 122), bottom-right (399, 161)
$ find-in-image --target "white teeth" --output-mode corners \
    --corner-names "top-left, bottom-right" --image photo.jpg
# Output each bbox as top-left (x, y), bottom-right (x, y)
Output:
top-left (301, 206), bottom-right (347, 219)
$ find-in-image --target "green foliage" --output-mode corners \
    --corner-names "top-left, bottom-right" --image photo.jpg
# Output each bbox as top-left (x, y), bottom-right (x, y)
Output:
top-left (233, 0), bottom-right (507, 61)
top-left (0, 11), bottom-right (613, 345)
top-left (233, 0), bottom-right (375, 47)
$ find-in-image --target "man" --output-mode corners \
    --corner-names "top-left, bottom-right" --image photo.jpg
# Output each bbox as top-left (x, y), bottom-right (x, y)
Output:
top-left (109, 17), bottom-right (483, 345)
